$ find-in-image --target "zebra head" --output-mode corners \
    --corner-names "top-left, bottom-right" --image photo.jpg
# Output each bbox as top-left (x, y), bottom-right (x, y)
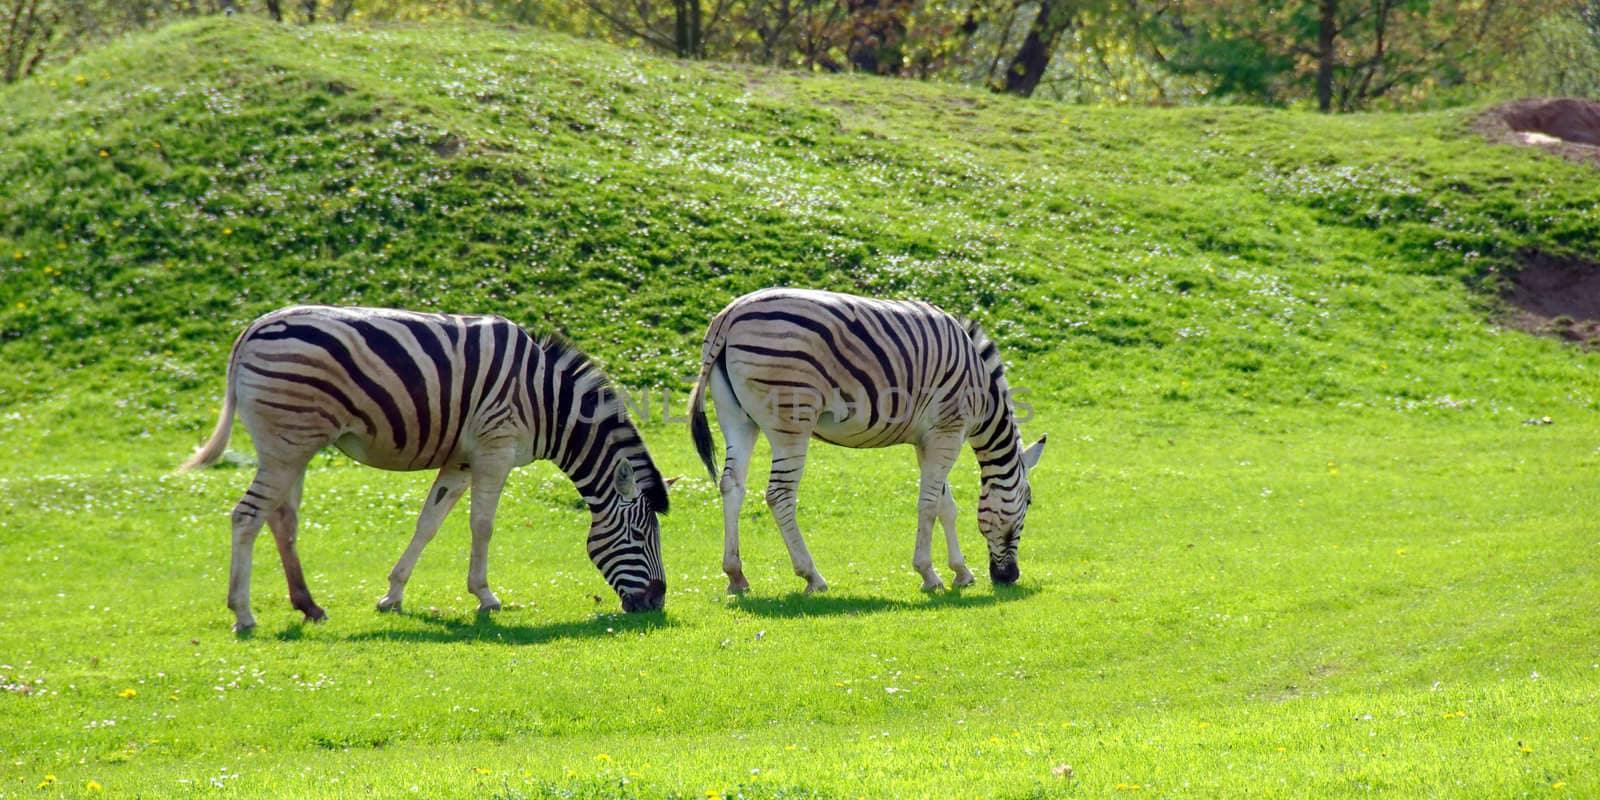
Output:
top-left (978, 436), bottom-right (1046, 585)
top-left (588, 459), bottom-right (670, 613)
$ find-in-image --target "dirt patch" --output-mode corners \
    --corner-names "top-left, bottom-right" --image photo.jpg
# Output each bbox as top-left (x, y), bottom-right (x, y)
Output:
top-left (1477, 98), bottom-right (1600, 165)
top-left (430, 134), bottom-right (463, 158)
top-left (1502, 251), bottom-right (1600, 346)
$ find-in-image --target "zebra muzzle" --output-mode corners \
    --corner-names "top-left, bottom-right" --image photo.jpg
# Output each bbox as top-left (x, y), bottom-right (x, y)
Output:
top-left (990, 560), bottom-right (1020, 585)
top-left (621, 579), bottom-right (667, 613)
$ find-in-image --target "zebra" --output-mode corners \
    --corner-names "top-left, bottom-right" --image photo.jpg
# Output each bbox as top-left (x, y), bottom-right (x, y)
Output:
top-left (179, 305), bottom-right (671, 631)
top-left (686, 287), bottom-right (1045, 594)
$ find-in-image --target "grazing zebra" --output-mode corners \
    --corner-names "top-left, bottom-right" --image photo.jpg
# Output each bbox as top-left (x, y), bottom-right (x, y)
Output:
top-left (179, 305), bottom-right (671, 631)
top-left (686, 288), bottom-right (1045, 594)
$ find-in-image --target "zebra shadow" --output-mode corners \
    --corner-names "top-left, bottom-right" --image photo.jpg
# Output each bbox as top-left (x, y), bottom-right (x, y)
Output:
top-left (318, 608), bottom-right (676, 646)
top-left (728, 583), bottom-right (1038, 619)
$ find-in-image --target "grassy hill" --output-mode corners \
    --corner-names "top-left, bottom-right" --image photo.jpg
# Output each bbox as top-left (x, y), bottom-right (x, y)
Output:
top-left (0, 17), bottom-right (1597, 799)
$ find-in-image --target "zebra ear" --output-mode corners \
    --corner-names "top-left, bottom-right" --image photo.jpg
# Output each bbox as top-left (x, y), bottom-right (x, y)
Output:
top-left (1021, 435), bottom-right (1046, 472)
top-left (614, 459), bottom-right (641, 501)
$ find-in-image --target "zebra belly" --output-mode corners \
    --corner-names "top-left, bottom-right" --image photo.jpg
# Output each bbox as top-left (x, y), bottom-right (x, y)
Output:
top-left (333, 432), bottom-right (447, 472)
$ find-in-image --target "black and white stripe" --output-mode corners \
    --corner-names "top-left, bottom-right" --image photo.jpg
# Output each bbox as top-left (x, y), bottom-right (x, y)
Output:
top-left (180, 305), bottom-right (669, 631)
top-left (687, 288), bottom-right (1044, 594)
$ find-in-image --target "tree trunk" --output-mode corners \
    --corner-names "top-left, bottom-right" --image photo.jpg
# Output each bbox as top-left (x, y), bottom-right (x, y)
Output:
top-left (1316, 0), bottom-right (1338, 112)
top-left (673, 0), bottom-right (702, 57)
top-left (999, 0), bottom-right (1072, 97)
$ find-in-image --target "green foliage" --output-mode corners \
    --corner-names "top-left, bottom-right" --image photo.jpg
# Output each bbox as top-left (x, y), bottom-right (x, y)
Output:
top-left (1, 19), bottom-right (1599, 798)
top-left (1503, 4), bottom-right (1600, 99)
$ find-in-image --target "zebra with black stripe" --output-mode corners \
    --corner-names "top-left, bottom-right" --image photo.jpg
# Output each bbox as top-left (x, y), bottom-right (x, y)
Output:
top-left (687, 288), bottom-right (1045, 594)
top-left (180, 305), bottom-right (670, 631)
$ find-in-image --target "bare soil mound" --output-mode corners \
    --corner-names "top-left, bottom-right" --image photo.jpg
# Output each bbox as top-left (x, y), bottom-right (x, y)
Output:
top-left (1477, 98), bottom-right (1600, 165)
top-left (1503, 252), bottom-right (1600, 346)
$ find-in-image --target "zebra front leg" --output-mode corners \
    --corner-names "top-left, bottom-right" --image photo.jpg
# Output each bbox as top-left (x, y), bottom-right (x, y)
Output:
top-left (940, 484), bottom-right (975, 587)
top-left (267, 474), bottom-right (326, 622)
top-left (466, 446), bottom-right (516, 612)
top-left (378, 465), bottom-right (470, 612)
top-left (915, 436), bottom-right (963, 591)
top-left (765, 438), bottom-right (827, 593)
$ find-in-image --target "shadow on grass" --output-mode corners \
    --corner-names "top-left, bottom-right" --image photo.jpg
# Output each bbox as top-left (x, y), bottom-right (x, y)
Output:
top-left (288, 607), bottom-right (676, 645)
top-left (729, 582), bottom-right (1038, 619)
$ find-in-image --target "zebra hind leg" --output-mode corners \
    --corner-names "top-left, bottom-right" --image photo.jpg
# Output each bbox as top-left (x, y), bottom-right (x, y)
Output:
top-left (764, 436), bottom-right (827, 594)
top-left (711, 366), bottom-right (759, 593)
top-left (379, 465), bottom-right (470, 613)
top-left (939, 485), bottom-right (975, 587)
top-left (266, 472), bottom-right (326, 623)
top-left (228, 460), bottom-right (306, 632)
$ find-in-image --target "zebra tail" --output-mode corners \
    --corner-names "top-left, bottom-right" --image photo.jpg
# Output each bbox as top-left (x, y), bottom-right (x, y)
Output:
top-left (688, 321), bottom-right (729, 485)
top-left (177, 329), bottom-right (246, 474)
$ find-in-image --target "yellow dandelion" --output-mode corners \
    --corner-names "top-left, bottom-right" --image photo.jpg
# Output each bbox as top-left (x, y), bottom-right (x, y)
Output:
top-left (1553, 781), bottom-right (1567, 789)
top-left (473, 767), bottom-right (491, 775)
top-left (14, 301), bottom-right (25, 311)
top-left (56, 242), bottom-right (67, 249)
top-left (11, 251), bottom-right (21, 259)
top-left (87, 781), bottom-right (103, 792)
top-left (1395, 548), bottom-right (1407, 556)
top-left (595, 753), bottom-right (611, 762)
top-left (222, 228), bottom-right (233, 235)
top-left (348, 186), bottom-right (359, 194)
top-left (1197, 722), bottom-right (1211, 729)
top-left (38, 775), bottom-right (56, 788)
top-left (98, 149), bottom-right (109, 158)
top-left (1521, 745), bottom-right (1534, 754)
top-left (118, 688), bottom-right (137, 699)
top-left (151, 141), bottom-right (161, 149)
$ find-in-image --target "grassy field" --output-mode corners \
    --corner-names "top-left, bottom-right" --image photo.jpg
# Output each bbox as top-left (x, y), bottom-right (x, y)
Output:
top-left (2, 17), bottom-right (1598, 798)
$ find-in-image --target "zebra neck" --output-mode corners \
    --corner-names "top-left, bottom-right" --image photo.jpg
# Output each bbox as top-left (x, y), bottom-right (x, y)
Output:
top-left (970, 381), bottom-right (1024, 485)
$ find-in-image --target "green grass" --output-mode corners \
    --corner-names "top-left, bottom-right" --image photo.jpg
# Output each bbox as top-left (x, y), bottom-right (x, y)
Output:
top-left (1, 17), bottom-right (1598, 799)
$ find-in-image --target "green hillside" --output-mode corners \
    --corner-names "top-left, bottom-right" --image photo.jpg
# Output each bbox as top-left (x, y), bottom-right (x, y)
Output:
top-left (1, 18), bottom-right (1597, 799)
top-left (2, 17), bottom-right (1597, 414)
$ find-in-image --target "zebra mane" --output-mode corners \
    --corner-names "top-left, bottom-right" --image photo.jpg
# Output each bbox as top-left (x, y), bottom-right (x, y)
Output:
top-left (960, 318), bottom-right (1005, 381)
top-left (537, 334), bottom-right (669, 515)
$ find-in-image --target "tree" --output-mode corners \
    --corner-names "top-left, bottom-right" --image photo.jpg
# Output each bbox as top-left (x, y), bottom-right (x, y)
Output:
top-left (997, 0), bottom-right (1076, 95)
top-left (1149, 0), bottom-right (1569, 112)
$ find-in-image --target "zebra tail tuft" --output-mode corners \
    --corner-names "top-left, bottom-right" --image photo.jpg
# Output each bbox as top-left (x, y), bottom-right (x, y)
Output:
top-left (177, 330), bottom-right (245, 474)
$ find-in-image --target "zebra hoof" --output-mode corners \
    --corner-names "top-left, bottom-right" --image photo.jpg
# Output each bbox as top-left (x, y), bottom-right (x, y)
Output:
top-left (303, 606), bottom-right (328, 623)
top-left (952, 570), bottom-right (976, 588)
top-left (803, 579), bottom-right (829, 594)
top-left (376, 595), bottom-right (402, 613)
top-left (921, 578), bottom-right (946, 592)
top-left (726, 578), bottom-right (750, 594)
top-left (477, 599), bottom-right (502, 612)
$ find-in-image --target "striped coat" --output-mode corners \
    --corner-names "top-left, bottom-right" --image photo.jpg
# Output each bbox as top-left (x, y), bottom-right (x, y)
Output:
top-left (687, 288), bottom-right (1044, 594)
top-left (181, 305), bottom-right (669, 631)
